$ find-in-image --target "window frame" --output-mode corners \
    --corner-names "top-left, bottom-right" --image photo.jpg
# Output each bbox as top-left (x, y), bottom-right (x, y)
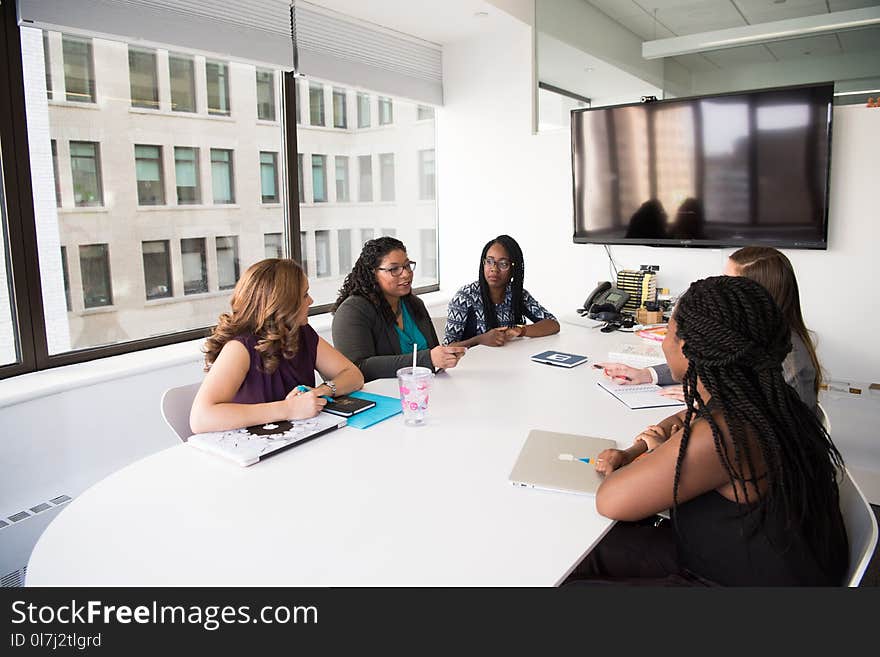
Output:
top-left (0, 8), bottom-right (437, 380)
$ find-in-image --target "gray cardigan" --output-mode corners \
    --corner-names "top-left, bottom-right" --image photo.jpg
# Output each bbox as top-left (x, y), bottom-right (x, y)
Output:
top-left (332, 294), bottom-right (440, 382)
top-left (650, 331), bottom-right (817, 411)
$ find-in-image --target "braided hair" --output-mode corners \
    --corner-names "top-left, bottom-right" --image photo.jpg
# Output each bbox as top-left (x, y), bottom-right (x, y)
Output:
top-left (332, 236), bottom-right (408, 325)
top-left (478, 234), bottom-right (525, 329)
top-left (671, 275), bottom-right (846, 577)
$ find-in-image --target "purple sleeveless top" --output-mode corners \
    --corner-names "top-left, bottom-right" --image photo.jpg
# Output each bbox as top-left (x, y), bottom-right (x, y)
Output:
top-left (231, 325), bottom-right (319, 404)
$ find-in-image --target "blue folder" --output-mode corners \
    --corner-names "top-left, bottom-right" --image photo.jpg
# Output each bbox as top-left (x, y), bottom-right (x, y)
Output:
top-left (344, 390), bottom-right (402, 429)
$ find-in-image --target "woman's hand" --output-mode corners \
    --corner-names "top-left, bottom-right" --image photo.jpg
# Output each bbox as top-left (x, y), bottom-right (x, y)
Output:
top-left (594, 448), bottom-right (630, 475)
top-left (431, 345), bottom-right (466, 369)
top-left (477, 328), bottom-right (511, 347)
top-left (283, 387), bottom-right (327, 419)
top-left (659, 386), bottom-right (685, 402)
top-left (594, 362), bottom-right (653, 385)
top-left (635, 425), bottom-right (667, 451)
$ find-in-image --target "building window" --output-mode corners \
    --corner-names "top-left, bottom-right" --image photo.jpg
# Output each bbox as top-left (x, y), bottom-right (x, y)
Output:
top-left (333, 88), bottom-right (347, 128)
top-left (169, 54), bottom-right (196, 112)
top-left (300, 231), bottom-right (309, 275)
top-left (309, 82), bottom-right (325, 126)
top-left (298, 153), bottom-right (304, 204)
top-left (211, 149), bottom-right (235, 204)
top-left (43, 31), bottom-right (52, 100)
top-left (360, 228), bottom-right (374, 245)
top-left (256, 69), bottom-right (276, 121)
top-left (419, 149), bottom-right (436, 201)
top-left (142, 240), bottom-right (172, 300)
top-left (206, 60), bottom-right (230, 115)
top-left (62, 35), bottom-right (95, 103)
top-left (378, 96), bottom-right (393, 125)
top-left (216, 236), bottom-right (240, 290)
top-left (338, 229), bottom-right (352, 273)
top-left (134, 145), bottom-right (165, 206)
top-left (312, 154), bottom-right (327, 203)
top-left (357, 92), bottom-right (370, 128)
top-left (417, 105), bottom-right (435, 120)
top-left (174, 147), bottom-right (200, 204)
top-left (264, 233), bottom-right (284, 259)
top-left (60, 246), bottom-right (71, 311)
top-left (382, 228), bottom-right (397, 237)
top-left (358, 155), bottom-right (372, 202)
top-left (69, 141), bottom-right (103, 207)
top-left (79, 244), bottom-right (112, 308)
top-left (181, 238), bottom-right (208, 295)
top-left (260, 152), bottom-right (278, 203)
top-left (315, 230), bottom-right (330, 278)
top-left (335, 156), bottom-right (349, 202)
top-left (380, 153), bottom-right (395, 202)
top-left (128, 47), bottom-right (158, 109)
top-left (51, 140), bottom-right (61, 207)
top-left (420, 229), bottom-right (437, 278)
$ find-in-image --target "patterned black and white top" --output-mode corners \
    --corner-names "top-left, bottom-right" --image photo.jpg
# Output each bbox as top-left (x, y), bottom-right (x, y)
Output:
top-left (444, 281), bottom-right (556, 344)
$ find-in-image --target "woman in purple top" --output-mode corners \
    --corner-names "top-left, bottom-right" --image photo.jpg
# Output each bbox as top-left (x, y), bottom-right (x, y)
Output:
top-left (190, 259), bottom-right (364, 433)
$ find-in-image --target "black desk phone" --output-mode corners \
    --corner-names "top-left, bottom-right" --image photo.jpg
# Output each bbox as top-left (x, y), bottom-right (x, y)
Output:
top-left (580, 281), bottom-right (631, 321)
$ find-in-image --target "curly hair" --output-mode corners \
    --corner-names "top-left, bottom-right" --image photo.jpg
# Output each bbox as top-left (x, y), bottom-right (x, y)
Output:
top-left (729, 246), bottom-right (822, 394)
top-left (478, 234), bottom-right (525, 329)
top-left (671, 275), bottom-right (846, 577)
top-left (203, 258), bottom-right (308, 374)
top-left (332, 236), bottom-right (408, 325)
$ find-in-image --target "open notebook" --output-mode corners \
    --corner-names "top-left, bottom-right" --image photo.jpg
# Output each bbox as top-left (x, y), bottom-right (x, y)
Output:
top-left (188, 413), bottom-right (346, 466)
top-left (597, 379), bottom-right (685, 410)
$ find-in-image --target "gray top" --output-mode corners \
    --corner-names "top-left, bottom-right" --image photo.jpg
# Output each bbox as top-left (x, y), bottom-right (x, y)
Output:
top-left (331, 294), bottom-right (440, 382)
top-left (649, 331), bottom-right (817, 411)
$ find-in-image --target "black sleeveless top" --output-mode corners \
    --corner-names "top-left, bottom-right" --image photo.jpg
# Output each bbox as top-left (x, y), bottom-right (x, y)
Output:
top-left (674, 491), bottom-right (848, 586)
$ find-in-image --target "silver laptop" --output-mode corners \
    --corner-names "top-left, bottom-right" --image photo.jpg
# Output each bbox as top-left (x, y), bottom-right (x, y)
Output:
top-left (509, 430), bottom-right (618, 496)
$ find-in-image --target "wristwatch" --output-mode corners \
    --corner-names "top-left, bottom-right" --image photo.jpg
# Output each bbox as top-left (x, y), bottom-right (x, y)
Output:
top-left (321, 379), bottom-right (337, 396)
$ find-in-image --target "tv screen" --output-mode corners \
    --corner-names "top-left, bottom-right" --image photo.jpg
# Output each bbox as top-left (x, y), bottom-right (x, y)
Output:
top-left (571, 83), bottom-right (832, 249)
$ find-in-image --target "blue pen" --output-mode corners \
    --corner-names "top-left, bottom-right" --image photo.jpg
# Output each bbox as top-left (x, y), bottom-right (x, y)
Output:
top-left (294, 384), bottom-right (334, 402)
top-left (578, 457), bottom-right (592, 464)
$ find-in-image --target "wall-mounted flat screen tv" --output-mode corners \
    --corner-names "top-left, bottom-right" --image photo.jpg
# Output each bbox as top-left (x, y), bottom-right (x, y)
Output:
top-left (571, 83), bottom-right (832, 249)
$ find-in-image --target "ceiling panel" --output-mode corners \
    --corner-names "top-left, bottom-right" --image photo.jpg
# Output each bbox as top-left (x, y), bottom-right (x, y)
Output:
top-left (837, 25), bottom-right (880, 50)
top-left (672, 53), bottom-right (722, 72)
top-left (650, 3), bottom-right (747, 35)
top-left (702, 43), bottom-right (779, 67)
top-left (767, 33), bottom-right (843, 59)
top-left (829, 0), bottom-right (880, 11)
top-left (734, 0), bottom-right (830, 25)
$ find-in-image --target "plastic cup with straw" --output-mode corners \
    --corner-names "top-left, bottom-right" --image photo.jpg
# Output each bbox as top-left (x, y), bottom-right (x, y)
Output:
top-left (397, 342), bottom-right (433, 425)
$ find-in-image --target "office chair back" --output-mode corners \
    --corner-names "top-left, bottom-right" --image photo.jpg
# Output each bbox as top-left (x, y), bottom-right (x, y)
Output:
top-left (839, 468), bottom-right (878, 587)
top-left (160, 382), bottom-right (202, 442)
top-left (817, 402), bottom-right (831, 434)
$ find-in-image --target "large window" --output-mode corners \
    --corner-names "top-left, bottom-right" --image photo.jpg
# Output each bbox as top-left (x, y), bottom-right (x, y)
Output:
top-left (357, 93), bottom-right (370, 128)
top-left (312, 155), bottom-right (327, 203)
top-left (62, 36), bottom-right (95, 103)
top-left (260, 152), bottom-right (278, 203)
top-left (216, 236), bottom-right (240, 290)
top-left (378, 97), bottom-right (393, 125)
top-left (142, 240), bottom-right (172, 300)
top-left (169, 54), bottom-right (196, 112)
top-left (315, 230), bottom-right (330, 278)
top-left (128, 48), bottom-right (158, 109)
top-left (309, 83), bottom-right (325, 126)
top-left (419, 149), bottom-right (436, 201)
top-left (135, 145), bottom-right (165, 205)
top-left (333, 88), bottom-right (347, 128)
top-left (264, 233), bottom-right (284, 259)
top-left (358, 155), bottom-right (372, 202)
top-left (335, 156), bottom-right (349, 202)
top-left (1, 162), bottom-right (17, 367)
top-left (181, 238), bottom-right (208, 295)
top-left (211, 149), bottom-right (235, 204)
top-left (70, 141), bottom-right (103, 207)
top-left (338, 229), bottom-right (352, 273)
top-left (256, 69), bottom-right (276, 121)
top-left (79, 244), bottom-right (112, 308)
top-left (380, 153), bottom-right (395, 202)
top-left (206, 60), bottom-right (230, 116)
top-left (174, 147), bottom-right (200, 204)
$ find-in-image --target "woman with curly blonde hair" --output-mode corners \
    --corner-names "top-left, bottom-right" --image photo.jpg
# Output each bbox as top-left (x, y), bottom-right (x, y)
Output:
top-left (190, 258), bottom-right (363, 433)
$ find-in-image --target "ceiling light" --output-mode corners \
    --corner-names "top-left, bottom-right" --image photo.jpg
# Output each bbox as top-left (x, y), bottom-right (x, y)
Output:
top-left (642, 6), bottom-right (880, 59)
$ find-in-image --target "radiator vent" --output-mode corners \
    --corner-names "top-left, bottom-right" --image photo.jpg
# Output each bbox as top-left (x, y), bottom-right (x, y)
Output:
top-left (30, 503), bottom-right (52, 514)
top-left (1, 494), bottom-right (72, 531)
top-left (0, 520), bottom-right (7, 529)
top-left (50, 495), bottom-right (71, 505)
top-left (1, 566), bottom-right (25, 588)
top-left (7, 511), bottom-right (30, 523)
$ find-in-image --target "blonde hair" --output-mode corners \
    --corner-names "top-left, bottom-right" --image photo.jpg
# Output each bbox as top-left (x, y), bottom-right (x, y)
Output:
top-left (203, 259), bottom-right (307, 374)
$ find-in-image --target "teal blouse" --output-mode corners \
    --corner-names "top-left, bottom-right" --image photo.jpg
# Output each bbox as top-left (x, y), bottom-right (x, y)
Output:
top-left (395, 300), bottom-right (429, 354)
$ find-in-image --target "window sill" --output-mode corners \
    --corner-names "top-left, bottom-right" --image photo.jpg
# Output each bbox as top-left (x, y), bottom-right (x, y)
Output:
top-left (256, 119), bottom-right (281, 127)
top-left (181, 290), bottom-right (231, 301)
top-left (261, 202), bottom-right (282, 208)
top-left (49, 100), bottom-right (100, 110)
top-left (59, 206), bottom-right (109, 214)
top-left (79, 305), bottom-right (117, 316)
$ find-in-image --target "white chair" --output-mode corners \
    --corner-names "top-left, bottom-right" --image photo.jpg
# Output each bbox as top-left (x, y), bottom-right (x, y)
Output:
top-left (430, 315), bottom-right (447, 341)
top-left (160, 382), bottom-right (202, 442)
top-left (817, 401), bottom-right (831, 434)
top-left (838, 468), bottom-right (879, 587)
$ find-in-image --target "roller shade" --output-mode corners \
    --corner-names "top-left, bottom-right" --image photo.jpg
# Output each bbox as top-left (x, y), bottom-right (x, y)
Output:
top-left (294, 1), bottom-right (443, 105)
top-left (18, 0), bottom-right (294, 68)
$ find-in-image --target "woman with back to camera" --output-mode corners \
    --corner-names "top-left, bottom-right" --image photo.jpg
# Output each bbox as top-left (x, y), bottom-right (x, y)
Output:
top-left (189, 259), bottom-right (364, 434)
top-left (567, 275), bottom-right (848, 586)
top-left (444, 234), bottom-right (560, 348)
top-left (597, 246), bottom-right (821, 411)
top-left (332, 236), bottom-right (465, 382)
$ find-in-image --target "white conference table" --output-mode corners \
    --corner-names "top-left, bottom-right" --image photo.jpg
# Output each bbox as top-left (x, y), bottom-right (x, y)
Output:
top-left (27, 325), bottom-right (678, 586)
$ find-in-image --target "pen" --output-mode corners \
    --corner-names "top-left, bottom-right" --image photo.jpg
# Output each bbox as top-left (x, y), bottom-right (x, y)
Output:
top-left (294, 384), bottom-right (334, 402)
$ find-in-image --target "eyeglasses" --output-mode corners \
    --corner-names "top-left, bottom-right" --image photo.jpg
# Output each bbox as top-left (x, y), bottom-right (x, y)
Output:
top-left (376, 261), bottom-right (417, 277)
top-left (483, 257), bottom-right (513, 271)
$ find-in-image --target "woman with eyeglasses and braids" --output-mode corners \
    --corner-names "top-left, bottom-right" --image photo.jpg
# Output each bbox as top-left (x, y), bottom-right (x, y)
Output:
top-left (445, 234), bottom-right (559, 348)
top-left (567, 275), bottom-right (848, 586)
top-left (332, 236), bottom-right (465, 382)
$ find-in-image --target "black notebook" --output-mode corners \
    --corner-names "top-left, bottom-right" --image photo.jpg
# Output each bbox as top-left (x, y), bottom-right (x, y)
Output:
top-left (322, 395), bottom-right (377, 417)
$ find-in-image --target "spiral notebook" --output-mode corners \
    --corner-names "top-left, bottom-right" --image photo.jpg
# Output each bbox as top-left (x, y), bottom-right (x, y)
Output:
top-left (597, 380), bottom-right (684, 410)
